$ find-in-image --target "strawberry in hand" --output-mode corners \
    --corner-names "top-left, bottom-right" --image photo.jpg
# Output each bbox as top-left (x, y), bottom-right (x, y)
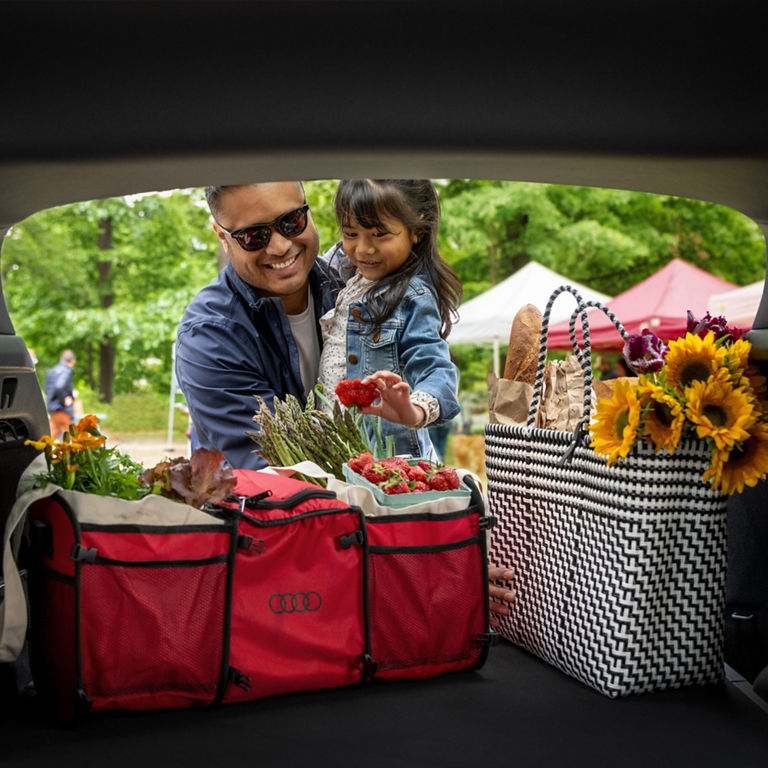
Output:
top-left (335, 378), bottom-right (380, 408)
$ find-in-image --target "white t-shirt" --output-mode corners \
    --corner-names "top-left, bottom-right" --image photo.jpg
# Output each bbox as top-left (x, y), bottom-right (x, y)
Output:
top-left (286, 289), bottom-right (320, 397)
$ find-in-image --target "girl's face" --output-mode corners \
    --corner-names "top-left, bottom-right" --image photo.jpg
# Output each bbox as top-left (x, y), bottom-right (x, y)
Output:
top-left (341, 213), bottom-right (417, 281)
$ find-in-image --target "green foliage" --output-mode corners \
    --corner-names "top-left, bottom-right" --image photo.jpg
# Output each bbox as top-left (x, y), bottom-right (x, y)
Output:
top-left (3, 179), bottom-right (765, 423)
top-left (305, 179), bottom-right (342, 252)
top-left (438, 180), bottom-right (765, 299)
top-left (4, 189), bottom-right (220, 397)
top-left (29, 419), bottom-right (149, 499)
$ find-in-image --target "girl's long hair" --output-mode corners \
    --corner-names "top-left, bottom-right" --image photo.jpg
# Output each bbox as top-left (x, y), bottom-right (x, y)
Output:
top-left (334, 179), bottom-right (462, 339)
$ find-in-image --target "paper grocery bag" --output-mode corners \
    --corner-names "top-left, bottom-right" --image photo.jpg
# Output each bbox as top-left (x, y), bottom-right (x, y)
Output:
top-left (487, 373), bottom-right (537, 427)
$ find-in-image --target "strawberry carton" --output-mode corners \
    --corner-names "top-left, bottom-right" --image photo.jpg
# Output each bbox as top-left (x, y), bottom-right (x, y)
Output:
top-left (342, 453), bottom-right (471, 509)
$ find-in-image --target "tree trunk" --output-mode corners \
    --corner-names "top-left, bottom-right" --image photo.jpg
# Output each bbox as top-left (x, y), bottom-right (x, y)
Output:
top-left (488, 241), bottom-right (499, 285)
top-left (97, 216), bottom-right (115, 403)
top-left (86, 343), bottom-right (95, 390)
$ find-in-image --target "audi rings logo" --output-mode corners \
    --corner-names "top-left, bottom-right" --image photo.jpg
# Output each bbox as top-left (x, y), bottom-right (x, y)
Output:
top-left (268, 592), bottom-right (322, 614)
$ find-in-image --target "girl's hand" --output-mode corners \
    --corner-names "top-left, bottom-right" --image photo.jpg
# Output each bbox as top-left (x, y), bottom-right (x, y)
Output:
top-left (360, 370), bottom-right (426, 427)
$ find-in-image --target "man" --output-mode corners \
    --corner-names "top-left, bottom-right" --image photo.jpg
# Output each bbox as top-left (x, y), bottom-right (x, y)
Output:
top-left (175, 182), bottom-right (339, 471)
top-left (175, 181), bottom-right (514, 615)
top-left (44, 349), bottom-right (76, 438)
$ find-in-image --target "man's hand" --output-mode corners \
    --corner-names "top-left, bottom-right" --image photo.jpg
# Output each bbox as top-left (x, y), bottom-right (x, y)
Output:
top-left (360, 370), bottom-right (425, 427)
top-left (488, 565), bottom-right (515, 628)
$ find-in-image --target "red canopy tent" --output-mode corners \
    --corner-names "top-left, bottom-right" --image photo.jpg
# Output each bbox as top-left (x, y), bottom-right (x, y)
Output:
top-left (546, 259), bottom-right (739, 352)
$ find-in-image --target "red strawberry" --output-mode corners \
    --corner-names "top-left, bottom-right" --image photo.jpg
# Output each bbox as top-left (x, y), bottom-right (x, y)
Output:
top-left (410, 480), bottom-right (429, 493)
top-left (335, 378), bottom-right (380, 408)
top-left (417, 460), bottom-right (436, 474)
top-left (407, 464), bottom-right (428, 483)
top-left (380, 456), bottom-right (410, 475)
top-left (383, 480), bottom-right (410, 495)
top-left (348, 452), bottom-right (374, 474)
top-left (427, 467), bottom-right (461, 491)
top-left (362, 462), bottom-right (390, 485)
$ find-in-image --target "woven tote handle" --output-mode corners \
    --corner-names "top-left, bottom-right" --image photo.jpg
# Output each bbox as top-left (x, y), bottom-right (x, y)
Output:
top-left (526, 286), bottom-right (628, 435)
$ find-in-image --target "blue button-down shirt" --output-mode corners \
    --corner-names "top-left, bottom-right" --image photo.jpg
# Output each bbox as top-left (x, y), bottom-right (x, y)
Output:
top-left (175, 261), bottom-right (340, 469)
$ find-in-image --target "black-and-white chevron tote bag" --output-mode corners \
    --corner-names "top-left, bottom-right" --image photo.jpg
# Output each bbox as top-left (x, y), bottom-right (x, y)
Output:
top-left (486, 286), bottom-right (727, 698)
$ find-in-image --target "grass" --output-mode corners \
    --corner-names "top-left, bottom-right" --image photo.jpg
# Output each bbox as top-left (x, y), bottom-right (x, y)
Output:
top-left (78, 389), bottom-right (190, 441)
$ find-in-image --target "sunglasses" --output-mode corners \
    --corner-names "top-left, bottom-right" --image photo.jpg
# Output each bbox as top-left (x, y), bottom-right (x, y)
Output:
top-left (217, 204), bottom-right (310, 251)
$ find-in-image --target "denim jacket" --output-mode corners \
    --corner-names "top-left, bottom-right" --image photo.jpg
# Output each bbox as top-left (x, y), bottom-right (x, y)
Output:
top-left (345, 274), bottom-right (460, 459)
top-left (175, 261), bottom-right (340, 470)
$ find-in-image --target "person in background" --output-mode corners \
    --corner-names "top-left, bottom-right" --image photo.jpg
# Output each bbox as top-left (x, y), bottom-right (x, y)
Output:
top-left (44, 349), bottom-right (76, 438)
top-left (595, 355), bottom-right (616, 380)
top-left (318, 179), bottom-right (461, 460)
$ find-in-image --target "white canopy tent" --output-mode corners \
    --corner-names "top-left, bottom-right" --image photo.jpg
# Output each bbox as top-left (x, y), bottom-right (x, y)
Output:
top-left (708, 280), bottom-right (765, 331)
top-left (448, 261), bottom-right (611, 375)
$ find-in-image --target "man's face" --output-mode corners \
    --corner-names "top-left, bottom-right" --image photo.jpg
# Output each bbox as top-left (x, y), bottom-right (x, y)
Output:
top-left (212, 183), bottom-right (319, 311)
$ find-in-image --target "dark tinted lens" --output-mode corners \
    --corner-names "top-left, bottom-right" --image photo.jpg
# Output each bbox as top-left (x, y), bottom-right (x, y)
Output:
top-left (276, 206), bottom-right (308, 237)
top-left (234, 226), bottom-right (271, 251)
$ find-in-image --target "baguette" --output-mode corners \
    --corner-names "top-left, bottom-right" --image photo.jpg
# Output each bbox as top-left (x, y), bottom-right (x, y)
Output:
top-left (503, 304), bottom-right (543, 384)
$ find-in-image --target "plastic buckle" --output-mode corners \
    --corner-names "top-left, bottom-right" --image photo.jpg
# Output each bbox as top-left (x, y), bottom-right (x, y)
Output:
top-left (478, 515), bottom-right (496, 530)
top-left (237, 534), bottom-right (267, 555)
top-left (339, 530), bottom-right (364, 549)
top-left (70, 543), bottom-right (98, 563)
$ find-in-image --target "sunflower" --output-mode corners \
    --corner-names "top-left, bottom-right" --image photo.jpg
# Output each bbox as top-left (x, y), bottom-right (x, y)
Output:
top-left (703, 422), bottom-right (768, 494)
top-left (637, 378), bottom-right (685, 453)
top-left (724, 338), bottom-right (752, 374)
top-left (685, 377), bottom-right (757, 451)
top-left (663, 332), bottom-right (727, 392)
top-left (742, 364), bottom-right (768, 401)
top-left (589, 378), bottom-right (642, 464)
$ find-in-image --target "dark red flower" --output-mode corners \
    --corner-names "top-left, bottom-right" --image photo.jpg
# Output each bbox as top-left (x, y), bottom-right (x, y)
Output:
top-left (686, 310), bottom-right (744, 342)
top-left (622, 329), bottom-right (668, 374)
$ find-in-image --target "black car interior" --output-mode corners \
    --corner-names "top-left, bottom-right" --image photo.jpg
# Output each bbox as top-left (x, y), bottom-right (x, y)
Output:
top-left (1, 1), bottom-right (767, 762)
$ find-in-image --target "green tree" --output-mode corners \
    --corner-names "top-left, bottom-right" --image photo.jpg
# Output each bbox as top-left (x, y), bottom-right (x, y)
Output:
top-left (4, 190), bottom-right (219, 400)
top-left (305, 179), bottom-right (341, 251)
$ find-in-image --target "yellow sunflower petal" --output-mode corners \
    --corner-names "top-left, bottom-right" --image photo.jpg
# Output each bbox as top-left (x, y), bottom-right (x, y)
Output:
top-left (641, 386), bottom-right (685, 454)
top-left (589, 379), bottom-right (642, 465)
top-left (685, 377), bottom-right (757, 451)
top-left (706, 422), bottom-right (768, 494)
top-left (664, 332), bottom-right (727, 393)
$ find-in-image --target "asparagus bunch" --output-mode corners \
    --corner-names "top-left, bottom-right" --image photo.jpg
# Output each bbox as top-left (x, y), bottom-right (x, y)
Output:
top-left (248, 388), bottom-right (369, 483)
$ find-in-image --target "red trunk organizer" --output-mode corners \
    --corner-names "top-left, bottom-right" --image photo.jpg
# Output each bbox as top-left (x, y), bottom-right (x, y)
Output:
top-left (28, 470), bottom-right (494, 721)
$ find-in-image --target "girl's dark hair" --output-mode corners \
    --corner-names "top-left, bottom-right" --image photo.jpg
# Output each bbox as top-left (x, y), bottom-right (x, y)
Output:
top-left (334, 179), bottom-right (462, 339)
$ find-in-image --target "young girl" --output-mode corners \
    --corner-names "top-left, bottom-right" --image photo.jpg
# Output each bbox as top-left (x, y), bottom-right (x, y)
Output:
top-left (318, 179), bottom-right (463, 459)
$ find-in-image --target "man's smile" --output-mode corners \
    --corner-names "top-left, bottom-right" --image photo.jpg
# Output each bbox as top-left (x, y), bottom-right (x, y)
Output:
top-left (265, 253), bottom-right (300, 270)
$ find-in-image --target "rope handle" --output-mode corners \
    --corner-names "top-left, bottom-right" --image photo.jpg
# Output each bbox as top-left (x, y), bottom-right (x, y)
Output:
top-left (526, 286), bottom-right (628, 434)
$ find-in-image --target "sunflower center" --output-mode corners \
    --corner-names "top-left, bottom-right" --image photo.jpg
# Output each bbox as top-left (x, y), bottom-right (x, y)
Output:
top-left (654, 400), bottom-right (674, 427)
top-left (727, 439), bottom-right (752, 468)
top-left (615, 409), bottom-right (630, 438)
top-left (680, 361), bottom-right (712, 387)
top-left (703, 403), bottom-right (727, 427)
